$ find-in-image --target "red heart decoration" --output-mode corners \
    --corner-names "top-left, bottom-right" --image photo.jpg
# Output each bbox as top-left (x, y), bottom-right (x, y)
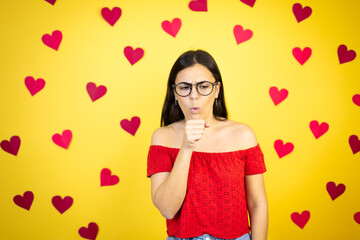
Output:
top-left (42, 30), bottom-right (62, 51)
top-left (338, 44), bottom-right (356, 64)
top-left (353, 94), bottom-right (360, 107)
top-left (240, 0), bottom-right (256, 7)
top-left (124, 46), bottom-right (144, 65)
top-left (309, 120), bottom-right (329, 139)
top-left (120, 116), bottom-right (141, 136)
top-left (188, 0), bottom-right (207, 12)
top-left (292, 47), bottom-right (312, 65)
top-left (100, 168), bottom-right (119, 186)
top-left (1, 136), bottom-right (21, 156)
top-left (291, 211), bottom-right (310, 229)
top-left (25, 76), bottom-right (45, 96)
top-left (292, 3), bottom-right (312, 23)
top-left (233, 25), bottom-right (253, 44)
top-left (269, 87), bottom-right (288, 106)
top-left (326, 182), bottom-right (345, 201)
top-left (354, 212), bottom-right (360, 224)
top-left (45, 0), bottom-right (56, 5)
top-left (274, 140), bottom-right (294, 158)
top-left (86, 82), bottom-right (107, 102)
top-left (52, 196), bottom-right (73, 214)
top-left (162, 18), bottom-right (182, 38)
top-left (79, 222), bottom-right (98, 240)
top-left (349, 135), bottom-right (360, 154)
top-left (101, 7), bottom-right (121, 27)
top-left (13, 191), bottom-right (34, 211)
top-left (52, 130), bottom-right (72, 149)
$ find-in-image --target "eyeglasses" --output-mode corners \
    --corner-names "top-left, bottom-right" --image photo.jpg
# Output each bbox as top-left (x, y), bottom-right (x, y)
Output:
top-left (173, 81), bottom-right (217, 97)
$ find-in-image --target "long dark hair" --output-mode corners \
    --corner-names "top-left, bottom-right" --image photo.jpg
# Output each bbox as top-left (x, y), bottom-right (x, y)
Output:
top-left (161, 49), bottom-right (228, 126)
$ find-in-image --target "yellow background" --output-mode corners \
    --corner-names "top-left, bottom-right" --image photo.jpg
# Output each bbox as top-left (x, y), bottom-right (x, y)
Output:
top-left (1, 0), bottom-right (359, 239)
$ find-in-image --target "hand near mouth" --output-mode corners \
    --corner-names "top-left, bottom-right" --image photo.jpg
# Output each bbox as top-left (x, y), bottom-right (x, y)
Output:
top-left (182, 119), bottom-right (210, 150)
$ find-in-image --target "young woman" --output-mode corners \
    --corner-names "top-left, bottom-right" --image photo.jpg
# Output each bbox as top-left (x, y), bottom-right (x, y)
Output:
top-left (147, 50), bottom-right (268, 240)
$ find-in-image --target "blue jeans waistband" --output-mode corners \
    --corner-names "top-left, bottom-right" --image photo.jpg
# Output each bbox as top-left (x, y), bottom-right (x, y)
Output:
top-left (166, 232), bottom-right (251, 240)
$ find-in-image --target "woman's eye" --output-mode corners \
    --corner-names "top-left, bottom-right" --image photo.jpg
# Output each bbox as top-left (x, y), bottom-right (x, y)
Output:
top-left (179, 86), bottom-right (190, 90)
top-left (199, 85), bottom-right (209, 89)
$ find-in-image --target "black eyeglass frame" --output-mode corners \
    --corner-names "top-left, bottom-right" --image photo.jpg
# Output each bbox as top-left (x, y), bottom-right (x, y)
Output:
top-left (172, 81), bottom-right (217, 97)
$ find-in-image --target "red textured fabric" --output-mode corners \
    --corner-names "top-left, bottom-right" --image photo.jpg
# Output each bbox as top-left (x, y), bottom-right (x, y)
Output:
top-left (147, 143), bottom-right (267, 239)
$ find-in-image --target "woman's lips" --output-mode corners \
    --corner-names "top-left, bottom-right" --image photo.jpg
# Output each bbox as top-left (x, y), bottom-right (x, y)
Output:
top-left (191, 107), bottom-right (200, 113)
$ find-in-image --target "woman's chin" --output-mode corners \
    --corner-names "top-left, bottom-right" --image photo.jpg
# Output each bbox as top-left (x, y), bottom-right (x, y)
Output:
top-left (189, 113), bottom-right (202, 120)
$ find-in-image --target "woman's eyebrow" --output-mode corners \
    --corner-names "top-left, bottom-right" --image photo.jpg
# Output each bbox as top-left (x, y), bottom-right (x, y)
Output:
top-left (177, 80), bottom-right (208, 84)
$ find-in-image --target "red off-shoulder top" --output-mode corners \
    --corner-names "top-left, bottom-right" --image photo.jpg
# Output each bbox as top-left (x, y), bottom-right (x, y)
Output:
top-left (147, 143), bottom-right (266, 239)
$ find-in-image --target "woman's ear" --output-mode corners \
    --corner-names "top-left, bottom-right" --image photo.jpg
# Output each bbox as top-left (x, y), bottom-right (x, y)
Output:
top-left (215, 82), bottom-right (221, 98)
top-left (173, 88), bottom-right (177, 100)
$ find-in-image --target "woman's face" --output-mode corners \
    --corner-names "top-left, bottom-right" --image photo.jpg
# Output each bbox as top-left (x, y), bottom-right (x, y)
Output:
top-left (174, 63), bottom-right (221, 122)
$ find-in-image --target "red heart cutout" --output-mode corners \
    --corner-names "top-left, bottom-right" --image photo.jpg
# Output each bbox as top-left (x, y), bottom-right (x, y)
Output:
top-left (292, 3), bottom-right (312, 23)
top-left (292, 47), bottom-right (312, 65)
top-left (13, 191), bottom-right (34, 211)
top-left (120, 116), bottom-right (141, 136)
top-left (86, 82), bottom-right (107, 102)
top-left (25, 76), bottom-right (45, 96)
top-left (162, 18), bottom-right (182, 38)
top-left (1, 136), bottom-right (21, 156)
top-left (353, 94), bottom-right (360, 107)
top-left (101, 7), bottom-right (121, 27)
top-left (45, 0), bottom-right (56, 5)
top-left (326, 181), bottom-right (345, 201)
top-left (269, 87), bottom-right (288, 106)
top-left (233, 25), bottom-right (253, 44)
top-left (124, 46), bottom-right (144, 65)
top-left (188, 0), bottom-right (207, 12)
top-left (349, 135), bottom-right (360, 154)
top-left (79, 222), bottom-right (98, 240)
top-left (42, 30), bottom-right (62, 51)
top-left (354, 212), bottom-right (360, 224)
top-left (52, 130), bottom-right (72, 149)
top-left (338, 44), bottom-right (356, 64)
top-left (274, 140), bottom-right (294, 158)
top-left (52, 196), bottom-right (73, 214)
top-left (291, 211), bottom-right (310, 229)
top-left (100, 168), bottom-right (119, 186)
top-left (240, 0), bottom-right (256, 7)
top-left (309, 120), bottom-right (329, 139)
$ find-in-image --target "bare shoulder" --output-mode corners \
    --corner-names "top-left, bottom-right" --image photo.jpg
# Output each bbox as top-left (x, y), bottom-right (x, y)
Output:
top-left (150, 127), bottom-right (167, 146)
top-left (151, 121), bottom-right (184, 146)
top-left (218, 120), bottom-right (259, 149)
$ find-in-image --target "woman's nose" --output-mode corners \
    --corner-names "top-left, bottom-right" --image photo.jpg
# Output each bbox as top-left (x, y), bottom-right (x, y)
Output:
top-left (189, 85), bottom-right (199, 99)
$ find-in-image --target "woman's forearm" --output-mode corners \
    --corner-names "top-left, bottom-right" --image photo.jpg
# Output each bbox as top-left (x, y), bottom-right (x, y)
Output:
top-left (153, 148), bottom-right (193, 219)
top-left (248, 203), bottom-right (268, 240)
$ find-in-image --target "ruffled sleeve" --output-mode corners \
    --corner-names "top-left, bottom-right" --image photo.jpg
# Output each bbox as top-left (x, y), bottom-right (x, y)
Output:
top-left (245, 144), bottom-right (267, 175)
top-left (147, 145), bottom-right (173, 177)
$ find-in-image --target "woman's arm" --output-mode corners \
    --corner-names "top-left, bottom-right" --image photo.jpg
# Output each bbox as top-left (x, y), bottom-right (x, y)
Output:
top-left (151, 147), bottom-right (193, 219)
top-left (245, 174), bottom-right (268, 240)
top-left (150, 120), bottom-right (209, 219)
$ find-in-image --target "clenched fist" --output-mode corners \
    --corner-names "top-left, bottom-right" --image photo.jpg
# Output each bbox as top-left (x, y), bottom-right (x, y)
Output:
top-left (182, 119), bottom-right (210, 150)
